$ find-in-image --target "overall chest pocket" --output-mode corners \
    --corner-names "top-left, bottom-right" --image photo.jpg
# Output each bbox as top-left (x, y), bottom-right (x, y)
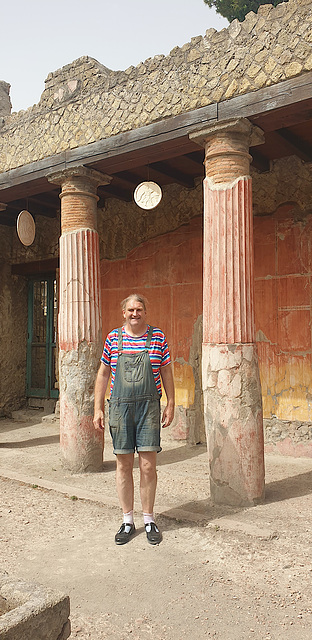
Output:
top-left (123, 353), bottom-right (146, 383)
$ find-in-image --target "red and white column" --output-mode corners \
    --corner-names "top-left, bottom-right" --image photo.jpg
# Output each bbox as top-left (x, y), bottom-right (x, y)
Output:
top-left (190, 119), bottom-right (265, 506)
top-left (49, 166), bottom-right (111, 472)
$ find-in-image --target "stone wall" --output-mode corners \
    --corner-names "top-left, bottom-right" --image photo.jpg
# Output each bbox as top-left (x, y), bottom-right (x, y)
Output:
top-left (0, 215), bottom-right (60, 415)
top-left (11, 213), bottom-right (60, 264)
top-left (0, 227), bottom-right (27, 416)
top-left (0, 0), bottom-right (311, 172)
top-left (0, 81), bottom-right (11, 119)
top-left (98, 179), bottom-right (202, 260)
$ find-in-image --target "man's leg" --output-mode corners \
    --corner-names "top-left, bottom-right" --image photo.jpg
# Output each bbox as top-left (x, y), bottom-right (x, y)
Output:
top-left (116, 452), bottom-right (135, 512)
top-left (139, 451), bottom-right (162, 544)
top-left (139, 451), bottom-right (157, 513)
top-left (115, 453), bottom-right (135, 545)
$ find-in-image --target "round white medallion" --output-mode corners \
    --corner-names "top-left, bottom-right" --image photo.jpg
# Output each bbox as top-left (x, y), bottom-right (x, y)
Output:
top-left (17, 210), bottom-right (36, 246)
top-left (134, 181), bottom-right (162, 210)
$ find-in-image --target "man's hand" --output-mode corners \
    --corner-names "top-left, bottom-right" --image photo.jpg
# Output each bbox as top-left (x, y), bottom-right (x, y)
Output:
top-left (160, 364), bottom-right (175, 428)
top-left (93, 409), bottom-right (105, 432)
top-left (161, 402), bottom-right (174, 428)
top-left (93, 362), bottom-right (110, 432)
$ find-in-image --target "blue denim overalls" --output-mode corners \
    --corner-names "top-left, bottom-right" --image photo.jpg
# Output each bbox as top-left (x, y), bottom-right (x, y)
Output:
top-left (108, 326), bottom-right (161, 454)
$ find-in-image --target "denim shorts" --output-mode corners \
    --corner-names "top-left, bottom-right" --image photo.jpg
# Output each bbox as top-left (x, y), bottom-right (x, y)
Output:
top-left (109, 395), bottom-right (161, 454)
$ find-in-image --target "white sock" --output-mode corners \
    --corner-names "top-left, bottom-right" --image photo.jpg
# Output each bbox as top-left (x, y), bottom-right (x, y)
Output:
top-left (143, 512), bottom-right (154, 525)
top-left (123, 510), bottom-right (134, 525)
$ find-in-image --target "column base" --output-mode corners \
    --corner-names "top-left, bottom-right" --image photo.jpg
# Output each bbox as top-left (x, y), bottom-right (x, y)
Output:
top-left (202, 343), bottom-right (265, 506)
top-left (59, 340), bottom-right (104, 473)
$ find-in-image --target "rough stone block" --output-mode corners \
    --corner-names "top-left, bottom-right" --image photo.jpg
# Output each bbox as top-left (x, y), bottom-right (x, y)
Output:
top-left (0, 81), bottom-right (11, 117)
top-left (0, 576), bottom-right (70, 640)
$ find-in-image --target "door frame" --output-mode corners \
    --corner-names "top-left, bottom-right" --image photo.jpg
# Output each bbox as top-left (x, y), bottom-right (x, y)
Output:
top-left (26, 275), bottom-right (59, 399)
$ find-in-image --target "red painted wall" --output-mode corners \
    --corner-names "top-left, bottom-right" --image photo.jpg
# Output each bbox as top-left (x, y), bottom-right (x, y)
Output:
top-left (100, 217), bottom-right (203, 411)
top-left (100, 205), bottom-right (312, 426)
top-left (254, 205), bottom-right (312, 422)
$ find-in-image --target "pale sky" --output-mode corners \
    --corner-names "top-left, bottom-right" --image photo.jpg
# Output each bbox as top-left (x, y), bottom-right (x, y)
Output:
top-left (0, 0), bottom-right (228, 113)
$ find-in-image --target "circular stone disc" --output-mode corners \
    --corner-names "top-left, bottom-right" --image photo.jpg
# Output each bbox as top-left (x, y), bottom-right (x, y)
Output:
top-left (134, 181), bottom-right (162, 210)
top-left (17, 210), bottom-right (36, 246)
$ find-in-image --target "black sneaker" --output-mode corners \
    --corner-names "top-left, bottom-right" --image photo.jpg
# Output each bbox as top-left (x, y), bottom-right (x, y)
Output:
top-left (115, 523), bottom-right (135, 545)
top-left (145, 522), bottom-right (162, 545)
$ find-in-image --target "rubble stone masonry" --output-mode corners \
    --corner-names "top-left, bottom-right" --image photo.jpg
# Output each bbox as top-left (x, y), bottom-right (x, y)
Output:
top-left (0, 0), bottom-right (312, 172)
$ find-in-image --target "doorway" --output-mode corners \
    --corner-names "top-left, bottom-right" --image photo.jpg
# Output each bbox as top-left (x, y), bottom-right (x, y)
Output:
top-left (26, 276), bottom-right (59, 399)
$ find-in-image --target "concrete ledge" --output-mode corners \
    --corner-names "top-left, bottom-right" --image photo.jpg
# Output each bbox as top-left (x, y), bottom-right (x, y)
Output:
top-left (0, 576), bottom-right (70, 640)
top-left (207, 517), bottom-right (277, 540)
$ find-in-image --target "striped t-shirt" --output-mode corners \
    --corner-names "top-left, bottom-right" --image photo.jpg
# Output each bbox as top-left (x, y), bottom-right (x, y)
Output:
top-left (101, 325), bottom-right (171, 396)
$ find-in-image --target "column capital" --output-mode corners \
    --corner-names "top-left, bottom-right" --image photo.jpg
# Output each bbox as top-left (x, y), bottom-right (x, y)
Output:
top-left (190, 118), bottom-right (264, 184)
top-left (47, 165), bottom-right (112, 234)
top-left (47, 165), bottom-right (112, 189)
top-left (189, 118), bottom-right (264, 149)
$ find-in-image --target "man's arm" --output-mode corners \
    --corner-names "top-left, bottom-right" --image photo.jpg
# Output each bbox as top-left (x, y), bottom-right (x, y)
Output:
top-left (160, 363), bottom-right (175, 428)
top-left (93, 362), bottom-right (111, 431)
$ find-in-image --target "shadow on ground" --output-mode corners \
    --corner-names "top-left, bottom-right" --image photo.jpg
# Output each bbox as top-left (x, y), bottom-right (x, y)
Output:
top-left (0, 435), bottom-right (60, 448)
top-left (265, 470), bottom-right (312, 503)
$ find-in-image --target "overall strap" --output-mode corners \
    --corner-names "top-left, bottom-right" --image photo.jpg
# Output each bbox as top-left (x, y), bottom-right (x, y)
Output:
top-left (145, 325), bottom-right (154, 349)
top-left (117, 327), bottom-right (123, 353)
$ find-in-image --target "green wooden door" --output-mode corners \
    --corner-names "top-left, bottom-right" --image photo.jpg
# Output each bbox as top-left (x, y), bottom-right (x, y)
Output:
top-left (26, 277), bottom-right (59, 399)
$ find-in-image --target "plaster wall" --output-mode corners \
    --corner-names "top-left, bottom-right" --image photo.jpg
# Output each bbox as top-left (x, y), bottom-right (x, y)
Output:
top-left (100, 215), bottom-right (204, 444)
top-left (253, 156), bottom-right (312, 454)
top-left (99, 155), bottom-right (312, 450)
top-left (0, 215), bottom-right (60, 414)
top-left (0, 227), bottom-right (27, 416)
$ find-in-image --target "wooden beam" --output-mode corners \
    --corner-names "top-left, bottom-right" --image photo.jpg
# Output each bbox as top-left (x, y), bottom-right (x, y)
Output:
top-left (87, 137), bottom-right (202, 174)
top-left (267, 129), bottom-right (311, 161)
top-left (98, 184), bottom-right (132, 202)
top-left (11, 258), bottom-right (59, 276)
top-left (148, 161), bottom-right (194, 188)
top-left (113, 171), bottom-right (143, 186)
top-left (275, 128), bottom-right (312, 162)
top-left (183, 151), bottom-right (205, 167)
top-left (6, 197), bottom-right (59, 218)
top-left (250, 100), bottom-right (312, 132)
top-left (0, 179), bottom-right (59, 204)
top-left (219, 72), bottom-right (312, 123)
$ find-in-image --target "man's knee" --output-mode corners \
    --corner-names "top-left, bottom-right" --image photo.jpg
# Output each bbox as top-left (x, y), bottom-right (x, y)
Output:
top-left (139, 452), bottom-right (157, 479)
top-left (116, 453), bottom-right (134, 475)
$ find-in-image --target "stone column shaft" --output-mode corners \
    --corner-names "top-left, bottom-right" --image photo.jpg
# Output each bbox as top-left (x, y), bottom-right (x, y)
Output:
top-left (204, 176), bottom-right (254, 344)
top-left (190, 119), bottom-right (265, 507)
top-left (49, 166), bottom-right (111, 472)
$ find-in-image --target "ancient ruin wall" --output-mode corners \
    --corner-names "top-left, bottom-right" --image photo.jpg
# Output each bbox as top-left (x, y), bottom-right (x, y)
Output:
top-left (98, 156), bottom-right (312, 448)
top-left (0, 228), bottom-right (27, 415)
top-left (0, 0), bottom-right (311, 172)
top-left (0, 215), bottom-right (60, 415)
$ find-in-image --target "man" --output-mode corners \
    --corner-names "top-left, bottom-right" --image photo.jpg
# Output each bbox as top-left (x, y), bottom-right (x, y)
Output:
top-left (93, 293), bottom-right (175, 545)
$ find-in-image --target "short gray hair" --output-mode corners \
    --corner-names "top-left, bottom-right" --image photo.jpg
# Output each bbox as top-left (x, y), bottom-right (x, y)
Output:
top-left (121, 293), bottom-right (147, 311)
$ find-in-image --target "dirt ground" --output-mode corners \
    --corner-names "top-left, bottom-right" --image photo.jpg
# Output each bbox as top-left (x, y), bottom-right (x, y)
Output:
top-left (1, 411), bottom-right (312, 639)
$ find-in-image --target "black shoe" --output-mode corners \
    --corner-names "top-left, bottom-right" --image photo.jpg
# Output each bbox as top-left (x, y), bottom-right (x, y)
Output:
top-left (115, 523), bottom-right (135, 545)
top-left (145, 522), bottom-right (162, 545)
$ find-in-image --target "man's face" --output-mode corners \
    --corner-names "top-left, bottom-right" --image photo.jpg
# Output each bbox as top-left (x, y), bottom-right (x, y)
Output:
top-left (123, 298), bottom-right (147, 333)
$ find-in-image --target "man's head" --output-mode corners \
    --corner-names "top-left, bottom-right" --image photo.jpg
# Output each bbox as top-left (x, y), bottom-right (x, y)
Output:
top-left (121, 293), bottom-right (148, 336)
top-left (121, 293), bottom-right (147, 313)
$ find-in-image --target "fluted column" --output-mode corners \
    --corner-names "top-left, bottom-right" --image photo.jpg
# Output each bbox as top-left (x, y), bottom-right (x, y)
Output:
top-left (190, 119), bottom-right (265, 506)
top-left (49, 166), bottom-right (111, 472)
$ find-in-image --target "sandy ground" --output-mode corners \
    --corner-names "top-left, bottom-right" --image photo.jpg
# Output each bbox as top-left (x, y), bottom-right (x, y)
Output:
top-left (1, 410), bottom-right (312, 639)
